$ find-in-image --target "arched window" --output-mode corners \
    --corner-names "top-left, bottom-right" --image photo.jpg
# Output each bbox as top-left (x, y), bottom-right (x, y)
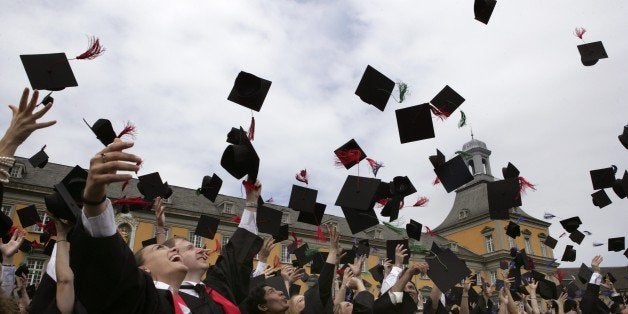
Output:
top-left (458, 209), bottom-right (470, 220)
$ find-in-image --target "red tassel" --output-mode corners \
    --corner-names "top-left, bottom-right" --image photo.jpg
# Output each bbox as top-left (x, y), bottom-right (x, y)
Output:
top-left (574, 27), bottom-right (586, 39)
top-left (112, 197), bottom-right (152, 208)
top-left (74, 36), bottom-right (106, 60)
top-left (316, 225), bottom-right (327, 243)
top-left (31, 240), bottom-right (44, 249)
top-left (247, 116), bottom-right (255, 141)
top-left (243, 180), bottom-right (256, 192)
top-left (375, 198), bottom-right (388, 208)
top-left (214, 238), bottom-right (222, 254)
top-left (295, 169), bottom-right (309, 185)
top-left (365, 158), bottom-right (384, 177)
top-left (7, 226), bottom-right (18, 237)
top-left (556, 269), bottom-right (566, 282)
top-left (413, 196), bottom-right (429, 207)
top-left (425, 226), bottom-right (436, 237)
top-left (121, 179), bottom-right (130, 191)
top-left (36, 221), bottom-right (56, 236)
top-left (291, 231), bottom-right (302, 245)
top-left (432, 176), bottom-right (441, 185)
top-left (232, 215), bottom-right (241, 224)
top-left (429, 105), bottom-right (450, 120)
top-left (117, 121), bottom-right (137, 139)
top-left (518, 177), bottom-right (537, 194)
top-left (334, 149), bottom-right (362, 167)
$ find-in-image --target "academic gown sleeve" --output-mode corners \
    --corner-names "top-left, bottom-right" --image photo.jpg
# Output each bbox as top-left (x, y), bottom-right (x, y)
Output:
top-left (422, 296), bottom-right (447, 314)
top-left (352, 290), bottom-right (374, 314)
top-left (373, 291), bottom-right (417, 314)
top-left (68, 216), bottom-right (173, 314)
top-left (203, 227), bottom-right (263, 306)
top-left (302, 262), bottom-right (335, 314)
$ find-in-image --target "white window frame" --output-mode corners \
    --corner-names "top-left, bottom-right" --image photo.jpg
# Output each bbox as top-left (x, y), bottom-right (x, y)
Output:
top-left (189, 231), bottom-right (204, 248)
top-left (222, 202), bottom-right (234, 214)
top-left (508, 237), bottom-right (515, 249)
top-left (25, 257), bottom-right (47, 285)
top-left (1, 205), bottom-right (12, 217)
top-left (489, 271), bottom-right (497, 284)
top-left (9, 163), bottom-right (24, 178)
top-left (281, 212), bottom-right (290, 224)
top-left (31, 210), bottom-right (49, 233)
top-left (540, 242), bottom-right (547, 257)
top-left (221, 235), bottom-right (231, 248)
top-left (524, 237), bottom-right (533, 254)
top-left (485, 235), bottom-right (494, 253)
top-left (281, 244), bottom-right (291, 263)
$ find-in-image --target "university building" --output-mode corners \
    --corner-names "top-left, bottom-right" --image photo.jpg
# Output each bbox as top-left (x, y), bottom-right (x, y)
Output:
top-left (2, 138), bottom-right (557, 296)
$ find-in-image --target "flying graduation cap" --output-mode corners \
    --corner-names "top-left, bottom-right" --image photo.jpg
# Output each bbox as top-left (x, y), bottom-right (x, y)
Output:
top-left (619, 125), bottom-right (628, 149)
top-left (28, 145), bottom-right (49, 168)
top-left (474, 0), bottom-right (497, 24)
top-left (430, 150), bottom-right (474, 193)
top-left (197, 174), bottom-right (222, 202)
top-left (137, 172), bottom-right (172, 201)
top-left (220, 127), bottom-right (259, 181)
top-left (355, 65), bottom-right (395, 111)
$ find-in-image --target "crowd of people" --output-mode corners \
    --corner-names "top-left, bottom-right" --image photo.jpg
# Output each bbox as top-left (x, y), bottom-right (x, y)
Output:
top-left (0, 88), bottom-right (625, 313)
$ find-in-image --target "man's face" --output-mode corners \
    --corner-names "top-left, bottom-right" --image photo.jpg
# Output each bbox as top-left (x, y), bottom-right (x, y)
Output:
top-left (141, 244), bottom-right (188, 279)
top-left (259, 286), bottom-right (288, 313)
top-left (173, 239), bottom-right (209, 272)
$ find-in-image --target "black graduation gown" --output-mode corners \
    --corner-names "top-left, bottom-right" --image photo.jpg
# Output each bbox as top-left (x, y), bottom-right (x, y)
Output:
top-left (374, 291), bottom-right (418, 314)
top-left (470, 296), bottom-right (493, 314)
top-left (27, 273), bottom-right (89, 314)
top-left (179, 287), bottom-right (224, 314)
top-left (202, 227), bottom-right (263, 307)
top-left (580, 283), bottom-right (610, 314)
top-left (302, 262), bottom-right (335, 314)
top-left (68, 221), bottom-right (176, 314)
top-left (352, 290), bottom-right (375, 314)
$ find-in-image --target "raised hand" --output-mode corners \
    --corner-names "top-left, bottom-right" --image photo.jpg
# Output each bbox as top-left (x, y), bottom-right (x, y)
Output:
top-left (257, 237), bottom-right (276, 264)
top-left (349, 254), bottom-right (366, 277)
top-left (394, 243), bottom-right (408, 267)
top-left (153, 197), bottom-right (165, 227)
top-left (525, 278), bottom-right (538, 294)
top-left (326, 223), bottom-right (340, 265)
top-left (591, 255), bottom-right (603, 273)
top-left (0, 229), bottom-right (26, 259)
top-left (244, 179), bottom-right (262, 204)
top-left (463, 274), bottom-right (474, 292)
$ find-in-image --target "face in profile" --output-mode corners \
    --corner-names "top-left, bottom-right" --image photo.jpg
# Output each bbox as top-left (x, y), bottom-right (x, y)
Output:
top-left (172, 239), bottom-right (209, 272)
top-left (259, 286), bottom-right (288, 313)
top-left (140, 244), bottom-right (188, 280)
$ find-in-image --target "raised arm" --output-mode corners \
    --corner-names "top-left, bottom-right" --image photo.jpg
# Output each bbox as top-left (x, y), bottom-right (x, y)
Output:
top-left (460, 275), bottom-right (473, 314)
top-left (153, 197), bottom-right (167, 244)
top-left (0, 229), bottom-right (25, 297)
top-left (524, 279), bottom-right (540, 314)
top-left (381, 244), bottom-right (407, 294)
top-left (52, 215), bottom-right (74, 314)
top-left (253, 237), bottom-right (275, 277)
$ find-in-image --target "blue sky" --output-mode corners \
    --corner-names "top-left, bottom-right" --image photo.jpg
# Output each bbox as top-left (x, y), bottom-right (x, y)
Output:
top-left (1, 0), bottom-right (626, 266)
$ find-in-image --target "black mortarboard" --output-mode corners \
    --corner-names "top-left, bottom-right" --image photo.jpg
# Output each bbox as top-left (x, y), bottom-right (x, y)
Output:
top-left (608, 237), bottom-right (625, 252)
top-left (434, 155), bottom-right (474, 193)
top-left (577, 263), bottom-right (593, 284)
top-left (292, 243), bottom-right (312, 267)
top-left (355, 239), bottom-right (370, 257)
top-left (334, 139), bottom-right (367, 170)
top-left (591, 189), bottom-right (612, 208)
top-left (342, 207), bottom-right (379, 234)
top-left (20, 53), bottom-right (78, 91)
top-left (380, 196), bottom-right (402, 222)
top-left (43, 239), bottom-right (55, 256)
top-left (84, 118), bottom-right (116, 146)
top-left (543, 236), bottom-right (558, 249)
top-left (425, 244), bottom-right (471, 293)
top-left (220, 127), bottom-right (259, 181)
top-left (288, 185), bottom-right (318, 213)
top-left (537, 279), bottom-right (557, 300)
top-left (561, 245), bottom-right (576, 262)
top-left (499, 259), bottom-right (509, 270)
top-left (429, 149), bottom-right (446, 168)
top-left (0, 210), bottom-right (13, 238)
top-left (19, 240), bottom-right (32, 253)
top-left (297, 202), bottom-right (326, 226)
top-left (40, 231), bottom-right (51, 244)
top-left (194, 215), bottom-right (220, 239)
top-left (142, 237), bottom-right (157, 247)
top-left (386, 239), bottom-right (410, 265)
top-left (619, 125), bottom-right (628, 149)
top-left (390, 176), bottom-right (417, 198)
top-left (265, 275), bottom-right (288, 297)
top-left (506, 221), bottom-right (521, 239)
top-left (406, 219), bottom-right (422, 241)
top-left (612, 171), bottom-right (627, 199)
top-left (430, 85), bottom-right (465, 117)
top-left (257, 205), bottom-right (283, 235)
top-left (354, 65), bottom-right (395, 111)
top-left (529, 270), bottom-right (546, 282)
top-left (340, 248), bottom-right (356, 265)
top-left (15, 264), bottom-right (29, 278)
top-left (138, 172), bottom-right (171, 201)
top-left (569, 229), bottom-right (585, 244)
top-left (502, 162), bottom-right (520, 179)
top-left (227, 71), bottom-right (272, 112)
top-left (560, 217), bottom-right (582, 233)
top-left (310, 252), bottom-right (329, 274)
top-left (448, 286), bottom-right (479, 306)
top-left (605, 272), bottom-right (617, 284)
top-left (487, 178), bottom-right (522, 213)
top-left (28, 146), bottom-right (49, 168)
top-left (335, 175), bottom-right (381, 211)
top-left (198, 174), bottom-right (222, 202)
top-left (577, 41), bottom-right (608, 66)
top-left (590, 166), bottom-right (617, 190)
top-left (514, 249), bottom-right (531, 269)
top-left (395, 104), bottom-right (435, 144)
top-left (272, 224), bottom-right (289, 242)
top-left (474, 0), bottom-right (497, 25)
top-left (369, 264), bottom-right (385, 283)
top-left (17, 205), bottom-right (41, 228)
top-left (44, 165), bottom-right (86, 224)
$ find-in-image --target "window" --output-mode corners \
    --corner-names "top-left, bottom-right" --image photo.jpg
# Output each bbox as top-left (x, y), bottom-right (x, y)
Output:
top-left (281, 213), bottom-right (290, 224)
top-left (489, 271), bottom-right (497, 284)
top-left (449, 243), bottom-right (458, 252)
top-left (524, 237), bottom-right (533, 254)
top-left (280, 245), bottom-right (291, 263)
top-left (189, 231), bottom-right (204, 248)
top-left (221, 235), bottom-right (230, 248)
top-left (222, 202), bottom-right (234, 214)
top-left (162, 197), bottom-right (172, 204)
top-left (26, 257), bottom-right (47, 285)
top-left (9, 163), bottom-right (24, 178)
top-left (1, 205), bottom-right (12, 217)
top-left (508, 237), bottom-right (515, 249)
top-left (485, 235), bottom-right (494, 253)
top-left (458, 209), bottom-right (469, 220)
top-left (31, 210), bottom-right (50, 233)
top-left (540, 243), bottom-right (547, 257)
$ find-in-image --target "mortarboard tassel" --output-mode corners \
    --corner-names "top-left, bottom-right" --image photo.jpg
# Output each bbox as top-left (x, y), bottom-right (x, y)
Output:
top-left (265, 197), bottom-right (274, 204)
top-left (31, 240), bottom-right (44, 249)
top-left (556, 269), bottom-right (566, 282)
top-left (232, 215), bottom-right (241, 224)
top-left (365, 158), bottom-right (384, 177)
top-left (559, 232), bottom-right (567, 238)
top-left (243, 180), bottom-right (256, 192)
top-left (117, 121), bottom-right (137, 139)
top-left (305, 246), bottom-right (320, 258)
top-left (375, 198), bottom-right (388, 208)
top-left (543, 212), bottom-right (556, 220)
top-left (334, 149), bottom-right (362, 167)
top-left (574, 27), bottom-right (586, 40)
top-left (247, 116), bottom-right (255, 141)
top-left (413, 196), bottom-right (429, 207)
top-left (583, 231), bottom-right (592, 235)
top-left (290, 231), bottom-right (303, 246)
top-left (112, 197), bottom-right (153, 209)
top-left (395, 82), bottom-right (409, 103)
top-left (518, 177), bottom-right (537, 194)
top-left (455, 150), bottom-right (472, 158)
top-left (546, 259), bottom-right (557, 267)
top-left (458, 111), bottom-right (467, 128)
top-left (383, 221), bottom-right (404, 235)
top-left (425, 226), bottom-right (436, 237)
top-left (515, 216), bottom-right (524, 223)
top-left (432, 176), bottom-right (441, 185)
top-left (316, 225), bottom-right (327, 243)
top-left (429, 104), bottom-right (450, 120)
top-left (73, 36), bottom-right (106, 60)
top-left (592, 242), bottom-right (604, 247)
top-left (295, 169), bottom-right (309, 185)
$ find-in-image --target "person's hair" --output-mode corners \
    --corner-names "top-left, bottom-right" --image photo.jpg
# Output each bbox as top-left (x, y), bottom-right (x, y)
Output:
top-left (134, 247), bottom-right (147, 266)
top-left (564, 299), bottom-right (577, 312)
top-left (246, 284), bottom-right (269, 314)
top-left (406, 281), bottom-right (418, 292)
top-left (0, 295), bottom-right (19, 313)
top-left (162, 236), bottom-right (187, 248)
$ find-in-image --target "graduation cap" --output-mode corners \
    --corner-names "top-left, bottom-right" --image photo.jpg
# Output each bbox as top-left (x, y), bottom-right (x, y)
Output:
top-left (368, 264), bottom-right (385, 284)
top-left (28, 146), bottom-right (49, 168)
top-left (194, 215), bottom-right (220, 239)
top-left (227, 71), bottom-right (272, 112)
top-left (430, 85), bottom-right (465, 118)
top-left (506, 221), bottom-right (521, 239)
top-left (342, 207), bottom-right (379, 234)
top-left (513, 249), bottom-right (531, 269)
top-left (20, 53), bottom-right (78, 91)
top-left (386, 239), bottom-right (410, 264)
top-left (197, 174), bottom-right (222, 202)
top-left (43, 239), bottom-right (56, 256)
top-left (354, 239), bottom-right (370, 258)
top-left (406, 219), bottom-right (422, 241)
top-left (335, 175), bottom-right (381, 211)
top-left (561, 245), bottom-right (576, 262)
top-left (354, 65), bottom-right (395, 111)
top-left (15, 264), bottom-right (29, 278)
top-left (141, 237), bottom-right (157, 247)
top-left (529, 270), bottom-right (546, 282)
top-left (569, 230), bottom-right (585, 244)
top-left (334, 139), bottom-right (367, 170)
top-left (429, 149), bottom-right (446, 168)
top-left (272, 224), bottom-right (289, 242)
top-left (289, 185), bottom-right (318, 213)
top-left (395, 104), bottom-right (435, 144)
top-left (390, 176), bottom-right (417, 197)
top-left (310, 252), bottom-right (329, 274)
top-left (297, 202), bottom-right (326, 226)
top-left (536, 279), bottom-right (557, 300)
top-left (137, 172), bottom-right (172, 201)
top-left (590, 166), bottom-right (617, 190)
top-left (257, 205), bottom-right (283, 235)
top-left (19, 240), bottom-right (32, 253)
top-left (608, 237), bottom-right (625, 252)
top-left (474, 0), bottom-right (497, 24)
top-left (291, 243), bottom-right (313, 267)
top-left (604, 272), bottom-right (617, 284)
top-left (577, 41), bottom-right (608, 66)
top-left (45, 166), bottom-right (87, 224)
top-left (380, 196), bottom-right (402, 222)
top-left (83, 118), bottom-right (117, 146)
top-left (611, 171), bottom-right (628, 199)
top-left (17, 205), bottom-right (41, 228)
top-left (434, 155), bottom-right (474, 193)
top-left (265, 275), bottom-right (288, 297)
top-left (591, 189), bottom-right (612, 208)
top-left (502, 162), bottom-right (520, 179)
top-left (543, 236), bottom-right (558, 249)
top-left (425, 243), bottom-right (471, 292)
top-left (340, 248), bottom-right (356, 265)
top-left (619, 125), bottom-right (628, 149)
top-left (220, 127), bottom-right (259, 181)
top-left (487, 178), bottom-right (522, 213)
top-left (577, 263), bottom-right (593, 284)
top-left (559, 217), bottom-right (582, 233)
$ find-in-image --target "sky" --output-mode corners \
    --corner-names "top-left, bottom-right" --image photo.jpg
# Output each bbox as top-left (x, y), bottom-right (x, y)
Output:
top-left (0, 0), bottom-right (626, 267)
